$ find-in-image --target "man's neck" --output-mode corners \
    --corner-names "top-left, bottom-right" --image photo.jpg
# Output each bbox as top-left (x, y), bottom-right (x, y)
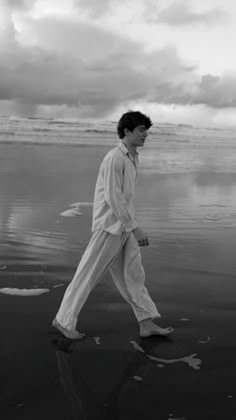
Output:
top-left (122, 140), bottom-right (136, 157)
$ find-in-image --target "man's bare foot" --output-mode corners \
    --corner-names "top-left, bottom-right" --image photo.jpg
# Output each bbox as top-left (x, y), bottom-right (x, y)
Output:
top-left (139, 319), bottom-right (174, 338)
top-left (52, 318), bottom-right (85, 340)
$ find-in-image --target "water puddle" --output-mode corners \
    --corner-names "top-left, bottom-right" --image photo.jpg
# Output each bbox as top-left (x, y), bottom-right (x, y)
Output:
top-left (168, 414), bottom-right (187, 420)
top-left (94, 337), bottom-right (101, 345)
top-left (69, 202), bottom-right (93, 208)
top-left (60, 208), bottom-right (82, 217)
top-left (133, 376), bottom-right (143, 381)
top-left (198, 337), bottom-right (210, 344)
top-left (130, 341), bottom-right (201, 370)
top-left (60, 202), bottom-right (93, 217)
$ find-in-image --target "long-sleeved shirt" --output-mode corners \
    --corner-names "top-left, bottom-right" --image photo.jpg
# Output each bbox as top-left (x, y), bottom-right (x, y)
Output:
top-left (92, 141), bottom-right (139, 235)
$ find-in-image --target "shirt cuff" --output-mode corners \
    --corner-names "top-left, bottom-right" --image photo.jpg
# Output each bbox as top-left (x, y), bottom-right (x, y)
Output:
top-left (122, 221), bottom-right (138, 232)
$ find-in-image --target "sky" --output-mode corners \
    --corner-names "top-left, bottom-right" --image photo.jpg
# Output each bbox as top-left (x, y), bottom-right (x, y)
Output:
top-left (0, 0), bottom-right (236, 127)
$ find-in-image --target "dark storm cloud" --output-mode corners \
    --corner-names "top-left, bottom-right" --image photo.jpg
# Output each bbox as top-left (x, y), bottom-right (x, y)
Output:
top-left (0, 17), bottom-right (154, 116)
top-left (193, 74), bottom-right (236, 108)
top-left (0, 34), bottom-right (148, 116)
top-left (0, 46), bottom-right (86, 105)
top-left (148, 73), bottom-right (236, 109)
top-left (156, 2), bottom-right (228, 26)
top-left (0, 15), bottom-right (235, 117)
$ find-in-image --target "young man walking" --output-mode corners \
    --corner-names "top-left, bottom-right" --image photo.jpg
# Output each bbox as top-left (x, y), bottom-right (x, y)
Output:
top-left (53, 110), bottom-right (173, 339)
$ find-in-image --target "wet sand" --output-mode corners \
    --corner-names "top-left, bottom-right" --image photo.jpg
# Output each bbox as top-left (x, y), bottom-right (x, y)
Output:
top-left (1, 143), bottom-right (236, 419)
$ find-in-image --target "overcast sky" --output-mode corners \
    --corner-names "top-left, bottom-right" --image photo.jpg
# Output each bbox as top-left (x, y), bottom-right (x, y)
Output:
top-left (1, 0), bottom-right (236, 127)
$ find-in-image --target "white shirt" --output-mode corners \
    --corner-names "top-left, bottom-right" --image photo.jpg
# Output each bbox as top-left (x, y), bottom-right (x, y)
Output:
top-left (92, 141), bottom-right (139, 235)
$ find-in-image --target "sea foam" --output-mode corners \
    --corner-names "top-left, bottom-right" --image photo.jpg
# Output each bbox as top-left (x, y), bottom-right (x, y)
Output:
top-left (0, 288), bottom-right (50, 296)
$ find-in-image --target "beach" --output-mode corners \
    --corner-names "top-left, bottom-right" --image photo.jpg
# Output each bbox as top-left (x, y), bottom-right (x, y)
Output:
top-left (1, 123), bottom-right (236, 419)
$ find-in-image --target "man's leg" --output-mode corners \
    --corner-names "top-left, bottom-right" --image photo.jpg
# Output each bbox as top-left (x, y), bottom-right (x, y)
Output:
top-left (109, 232), bottom-right (173, 337)
top-left (54, 229), bottom-right (129, 338)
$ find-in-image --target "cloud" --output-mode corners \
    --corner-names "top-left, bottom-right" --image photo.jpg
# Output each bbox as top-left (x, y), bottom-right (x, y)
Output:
top-left (0, 44), bottom-right (85, 104)
top-left (0, 0), bottom-right (36, 44)
top-left (0, 43), bottom-right (150, 117)
top-left (156, 1), bottom-right (228, 26)
top-left (20, 17), bottom-right (133, 61)
top-left (74, 0), bottom-right (113, 17)
top-left (148, 72), bottom-right (236, 109)
top-left (0, 14), bottom-right (236, 118)
top-left (5, 0), bottom-right (33, 10)
top-left (193, 74), bottom-right (236, 108)
top-left (73, 0), bottom-right (141, 19)
top-left (1, 16), bottom-right (194, 116)
top-left (0, 17), bottom-right (147, 116)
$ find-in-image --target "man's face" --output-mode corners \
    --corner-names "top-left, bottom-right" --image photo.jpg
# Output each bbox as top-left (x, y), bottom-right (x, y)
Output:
top-left (125, 125), bottom-right (148, 147)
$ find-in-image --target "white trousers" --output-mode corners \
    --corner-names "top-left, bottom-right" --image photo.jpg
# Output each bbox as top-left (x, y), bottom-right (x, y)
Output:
top-left (56, 229), bottom-right (161, 330)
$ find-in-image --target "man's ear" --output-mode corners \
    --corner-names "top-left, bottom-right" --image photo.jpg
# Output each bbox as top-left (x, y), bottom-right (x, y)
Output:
top-left (124, 128), bottom-right (130, 136)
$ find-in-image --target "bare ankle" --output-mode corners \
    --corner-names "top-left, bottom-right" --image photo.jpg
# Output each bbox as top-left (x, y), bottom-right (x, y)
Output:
top-left (139, 318), bottom-right (153, 326)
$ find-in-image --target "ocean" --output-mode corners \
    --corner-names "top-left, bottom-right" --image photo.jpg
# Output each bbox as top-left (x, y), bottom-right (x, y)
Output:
top-left (1, 115), bottom-right (236, 173)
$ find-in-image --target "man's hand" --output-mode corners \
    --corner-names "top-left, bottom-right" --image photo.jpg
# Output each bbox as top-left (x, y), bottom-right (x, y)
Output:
top-left (132, 227), bottom-right (149, 247)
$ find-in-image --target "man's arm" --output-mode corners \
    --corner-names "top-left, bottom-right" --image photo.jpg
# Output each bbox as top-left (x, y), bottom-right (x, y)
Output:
top-left (103, 155), bottom-right (137, 232)
top-left (103, 156), bottom-right (149, 246)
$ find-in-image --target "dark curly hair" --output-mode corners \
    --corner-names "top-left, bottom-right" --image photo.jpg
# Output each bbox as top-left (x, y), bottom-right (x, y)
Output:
top-left (117, 110), bottom-right (153, 139)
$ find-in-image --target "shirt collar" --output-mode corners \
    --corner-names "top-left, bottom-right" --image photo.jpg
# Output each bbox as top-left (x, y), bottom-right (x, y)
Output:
top-left (117, 141), bottom-right (139, 159)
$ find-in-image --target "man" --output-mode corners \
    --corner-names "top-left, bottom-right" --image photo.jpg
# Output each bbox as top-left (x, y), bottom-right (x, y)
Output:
top-left (53, 110), bottom-right (173, 339)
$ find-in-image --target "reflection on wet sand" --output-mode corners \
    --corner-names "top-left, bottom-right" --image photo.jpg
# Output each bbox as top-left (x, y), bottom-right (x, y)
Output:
top-left (55, 347), bottom-right (100, 419)
top-left (52, 334), bottom-right (173, 419)
top-left (51, 331), bottom-right (201, 419)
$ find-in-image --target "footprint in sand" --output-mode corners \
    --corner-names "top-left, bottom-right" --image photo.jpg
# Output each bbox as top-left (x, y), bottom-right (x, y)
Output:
top-left (129, 341), bottom-right (202, 371)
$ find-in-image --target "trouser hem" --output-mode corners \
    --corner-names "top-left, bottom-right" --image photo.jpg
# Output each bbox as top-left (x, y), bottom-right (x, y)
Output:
top-left (137, 312), bottom-right (161, 322)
